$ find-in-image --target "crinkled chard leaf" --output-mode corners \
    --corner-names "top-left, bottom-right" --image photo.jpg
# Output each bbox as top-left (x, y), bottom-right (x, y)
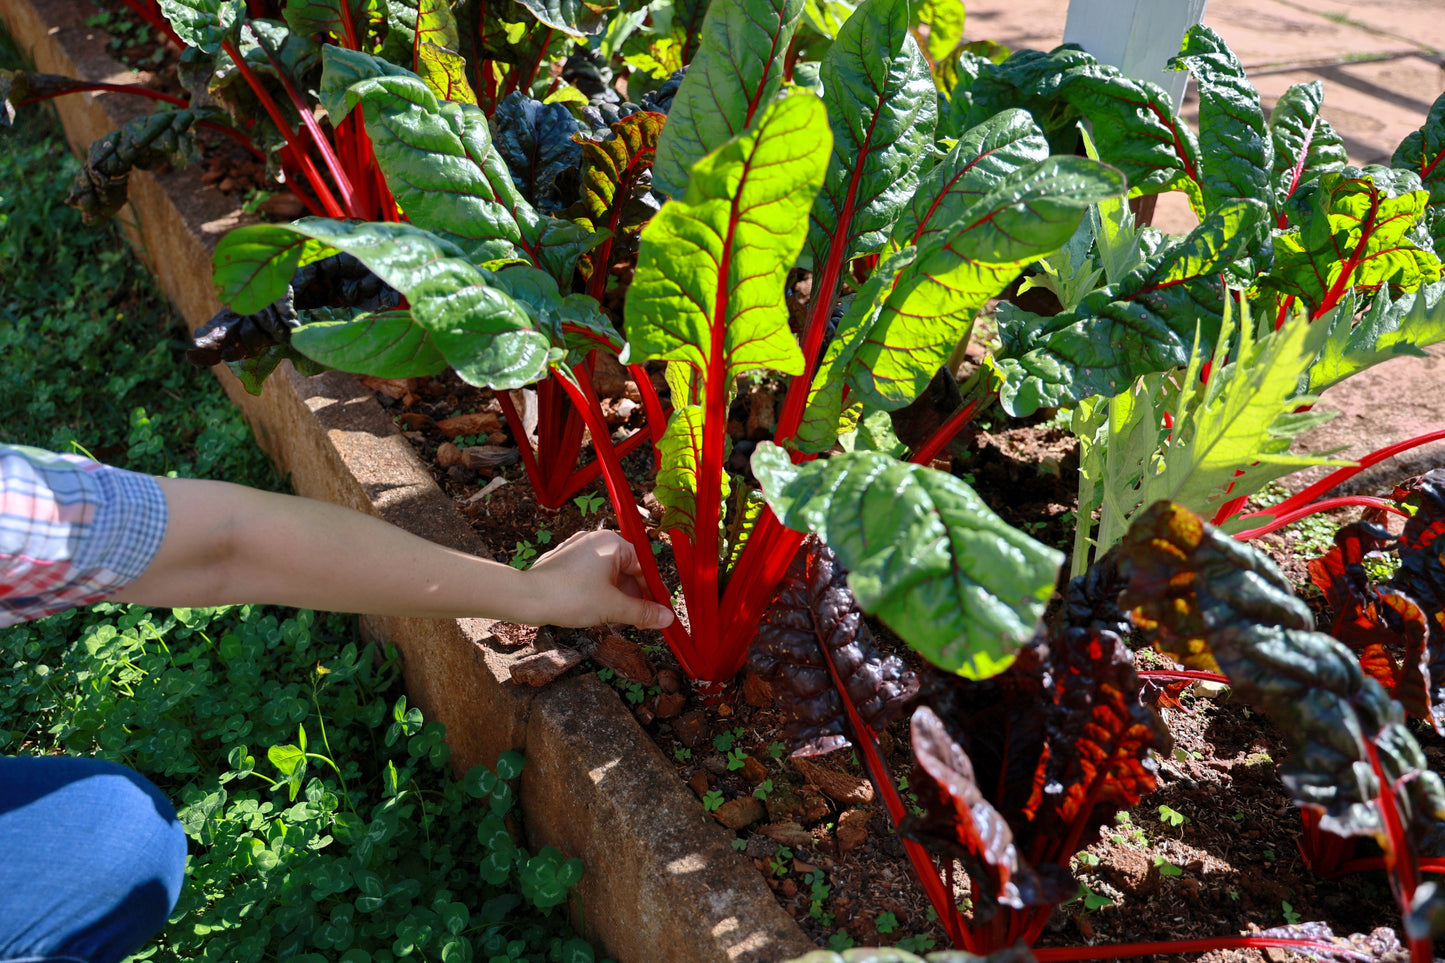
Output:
top-left (67, 108), bottom-right (207, 223)
top-left (785, 946), bottom-right (1037, 963)
top-left (1118, 501), bottom-right (1445, 844)
top-left (1169, 23), bottom-right (1272, 216)
top-left (1392, 469), bottom-right (1445, 615)
top-left (1055, 63), bottom-right (1202, 200)
top-left (903, 705), bottom-right (1055, 920)
top-left (804, 0), bottom-right (938, 272)
top-left (1268, 81), bottom-right (1348, 215)
top-left (491, 92), bottom-right (585, 215)
top-left (1260, 166), bottom-right (1441, 317)
top-left (651, 406), bottom-right (718, 538)
top-left (903, 625), bottom-right (1166, 920)
top-left (752, 443), bottom-right (1062, 678)
top-left (890, 108), bottom-right (1049, 251)
top-left (650, 0), bottom-right (804, 200)
top-left (995, 198), bottom-right (1268, 416)
top-left (1393, 87), bottom-right (1445, 259)
top-left (749, 538), bottom-right (918, 755)
top-left (941, 45), bottom-right (1095, 151)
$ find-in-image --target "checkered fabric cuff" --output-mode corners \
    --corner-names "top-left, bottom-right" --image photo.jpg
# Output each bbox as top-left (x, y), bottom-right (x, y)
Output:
top-left (0, 446), bottom-right (168, 627)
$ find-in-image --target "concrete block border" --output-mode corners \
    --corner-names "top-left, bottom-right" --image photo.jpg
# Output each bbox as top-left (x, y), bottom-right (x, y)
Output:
top-left (0, 2), bottom-right (812, 960)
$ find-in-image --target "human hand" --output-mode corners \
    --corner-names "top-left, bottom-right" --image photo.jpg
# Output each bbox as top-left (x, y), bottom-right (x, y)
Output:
top-left (523, 529), bottom-right (676, 630)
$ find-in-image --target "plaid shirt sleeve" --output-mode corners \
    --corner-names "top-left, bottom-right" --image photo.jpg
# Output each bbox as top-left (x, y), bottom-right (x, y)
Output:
top-left (0, 444), bottom-right (169, 627)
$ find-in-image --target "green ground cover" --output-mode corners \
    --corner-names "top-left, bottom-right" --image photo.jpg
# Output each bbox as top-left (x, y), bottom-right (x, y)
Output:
top-left (0, 30), bottom-right (596, 963)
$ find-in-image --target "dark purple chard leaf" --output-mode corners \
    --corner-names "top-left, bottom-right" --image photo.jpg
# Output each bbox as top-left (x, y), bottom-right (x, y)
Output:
top-left (804, 0), bottom-right (938, 274)
top-left (1260, 166), bottom-right (1441, 317)
top-left (1030, 627), bottom-right (1172, 854)
top-left (649, 0), bottom-right (803, 200)
top-left (1117, 501), bottom-right (1445, 844)
top-left (1307, 522), bottom-right (1400, 689)
top-left (1392, 87), bottom-right (1445, 259)
top-left (66, 108), bottom-right (206, 223)
top-left (750, 538), bottom-right (919, 755)
top-left (1056, 63), bottom-right (1202, 199)
top-left (752, 443), bottom-right (1063, 679)
top-left (1268, 81), bottom-right (1348, 215)
top-left (1062, 546), bottom-right (1131, 639)
top-left (491, 93), bottom-right (585, 215)
top-left (995, 198), bottom-right (1268, 417)
top-left (1390, 468), bottom-right (1445, 615)
top-left (903, 706), bottom-right (1057, 920)
top-left (1169, 23), bottom-right (1271, 215)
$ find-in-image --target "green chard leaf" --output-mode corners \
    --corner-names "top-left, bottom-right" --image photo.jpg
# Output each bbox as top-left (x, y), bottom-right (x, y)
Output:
top-left (752, 443), bottom-right (1063, 678)
top-left (836, 154), bottom-right (1125, 412)
top-left (1261, 166), bottom-right (1442, 317)
top-left (1308, 279), bottom-right (1445, 395)
top-left (1169, 23), bottom-right (1272, 216)
top-left (284, 0), bottom-right (386, 47)
top-left (653, 405), bottom-right (729, 537)
top-left (1268, 81), bottom-right (1347, 216)
top-left (940, 45), bottom-right (1095, 151)
top-left (156, 0), bottom-right (244, 54)
top-left (805, 0), bottom-right (938, 271)
top-left (1056, 63), bottom-right (1202, 200)
top-left (290, 309), bottom-right (447, 378)
top-left (1393, 87), bottom-right (1445, 259)
top-left (626, 93), bottom-right (829, 539)
top-left (214, 219), bottom-right (551, 388)
top-left (624, 93), bottom-right (827, 383)
top-left (996, 198), bottom-right (1268, 416)
top-left (320, 47), bottom-right (599, 280)
top-left (650, 0), bottom-right (805, 200)
top-left (890, 107), bottom-right (1049, 250)
top-left (513, 0), bottom-right (616, 38)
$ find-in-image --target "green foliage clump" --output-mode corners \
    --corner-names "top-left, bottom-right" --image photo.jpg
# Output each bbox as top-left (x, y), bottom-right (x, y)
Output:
top-left (1, 603), bottom-right (597, 963)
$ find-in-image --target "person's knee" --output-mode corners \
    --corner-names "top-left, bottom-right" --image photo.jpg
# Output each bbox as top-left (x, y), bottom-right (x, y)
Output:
top-left (0, 756), bottom-right (188, 963)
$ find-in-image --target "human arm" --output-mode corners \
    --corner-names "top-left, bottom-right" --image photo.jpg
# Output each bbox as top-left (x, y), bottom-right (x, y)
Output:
top-left (109, 476), bottom-right (675, 630)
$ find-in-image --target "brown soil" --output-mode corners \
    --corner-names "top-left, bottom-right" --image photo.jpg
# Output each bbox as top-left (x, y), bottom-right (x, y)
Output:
top-left (373, 359), bottom-right (1432, 961)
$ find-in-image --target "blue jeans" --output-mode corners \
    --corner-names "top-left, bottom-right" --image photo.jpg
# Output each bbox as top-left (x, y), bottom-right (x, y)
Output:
top-left (0, 757), bottom-right (188, 963)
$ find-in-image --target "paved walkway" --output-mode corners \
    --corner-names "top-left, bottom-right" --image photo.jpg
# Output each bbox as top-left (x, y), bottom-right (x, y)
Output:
top-left (968, 0), bottom-right (1445, 233)
top-left (966, 0), bottom-right (1445, 492)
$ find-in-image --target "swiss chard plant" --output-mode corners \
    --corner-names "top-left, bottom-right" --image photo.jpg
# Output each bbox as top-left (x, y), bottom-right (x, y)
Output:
top-left (973, 30), bottom-right (1445, 573)
top-left (746, 444), bottom-right (1430, 958)
top-left (1118, 500), bottom-right (1445, 963)
top-left (205, 0), bottom-right (1122, 686)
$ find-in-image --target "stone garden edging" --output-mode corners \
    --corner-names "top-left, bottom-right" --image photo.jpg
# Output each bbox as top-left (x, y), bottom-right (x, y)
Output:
top-left (0, 2), bottom-right (813, 959)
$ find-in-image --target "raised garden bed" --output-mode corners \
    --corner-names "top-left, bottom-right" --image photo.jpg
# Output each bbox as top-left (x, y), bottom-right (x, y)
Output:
top-left (10, 0), bottom-right (1445, 959)
top-left (0, 1), bottom-right (811, 960)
